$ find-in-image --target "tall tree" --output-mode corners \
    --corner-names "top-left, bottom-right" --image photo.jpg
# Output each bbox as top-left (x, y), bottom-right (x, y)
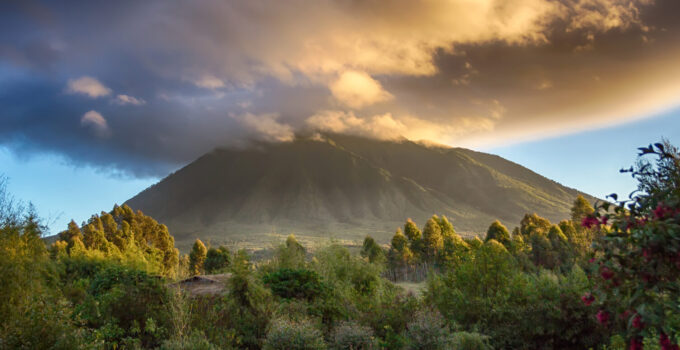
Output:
top-left (570, 195), bottom-right (594, 227)
top-left (485, 220), bottom-right (510, 246)
top-left (422, 217), bottom-right (444, 262)
top-left (361, 235), bottom-right (385, 264)
top-left (403, 219), bottom-right (424, 259)
top-left (205, 246), bottom-right (231, 274)
top-left (189, 239), bottom-right (207, 276)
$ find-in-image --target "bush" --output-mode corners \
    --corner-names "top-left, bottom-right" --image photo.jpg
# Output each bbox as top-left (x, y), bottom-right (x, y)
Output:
top-left (403, 309), bottom-right (453, 350)
top-left (329, 321), bottom-right (377, 350)
top-left (264, 268), bottom-right (328, 300)
top-left (263, 318), bottom-right (327, 350)
top-left (160, 332), bottom-right (220, 350)
top-left (450, 332), bottom-right (493, 350)
top-left (74, 264), bottom-right (172, 348)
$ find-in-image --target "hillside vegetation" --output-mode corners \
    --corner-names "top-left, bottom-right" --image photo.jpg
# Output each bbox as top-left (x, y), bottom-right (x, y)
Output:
top-left (1, 142), bottom-right (678, 349)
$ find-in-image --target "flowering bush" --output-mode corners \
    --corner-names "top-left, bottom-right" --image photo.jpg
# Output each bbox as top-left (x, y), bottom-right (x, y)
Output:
top-left (583, 142), bottom-right (680, 349)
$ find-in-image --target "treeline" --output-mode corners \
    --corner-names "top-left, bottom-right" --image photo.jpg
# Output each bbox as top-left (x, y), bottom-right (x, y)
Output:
top-left (371, 194), bottom-right (597, 281)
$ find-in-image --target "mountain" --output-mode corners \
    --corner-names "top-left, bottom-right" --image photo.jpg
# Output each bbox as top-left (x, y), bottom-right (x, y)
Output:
top-left (126, 134), bottom-right (595, 250)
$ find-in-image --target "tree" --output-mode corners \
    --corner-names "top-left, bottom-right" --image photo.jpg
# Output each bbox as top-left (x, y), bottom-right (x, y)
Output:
top-left (570, 195), bottom-right (594, 227)
top-left (519, 213), bottom-right (551, 237)
top-left (485, 220), bottom-right (510, 246)
top-left (189, 239), bottom-right (207, 275)
top-left (275, 234), bottom-right (306, 269)
top-left (204, 246), bottom-right (231, 274)
top-left (404, 219), bottom-right (424, 259)
top-left (388, 229), bottom-right (414, 280)
top-left (422, 217), bottom-right (443, 263)
top-left (361, 235), bottom-right (385, 264)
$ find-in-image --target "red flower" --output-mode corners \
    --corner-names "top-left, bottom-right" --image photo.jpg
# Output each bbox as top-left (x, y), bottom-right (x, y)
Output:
top-left (654, 203), bottom-right (670, 219)
top-left (659, 333), bottom-right (679, 350)
top-left (589, 257), bottom-right (596, 264)
top-left (643, 248), bottom-right (652, 261)
top-left (581, 293), bottom-right (595, 306)
top-left (620, 310), bottom-right (631, 320)
top-left (630, 337), bottom-right (643, 350)
top-left (582, 216), bottom-right (599, 229)
top-left (596, 310), bottom-right (610, 326)
top-left (632, 314), bottom-right (644, 329)
top-left (601, 216), bottom-right (609, 226)
top-left (601, 266), bottom-right (614, 280)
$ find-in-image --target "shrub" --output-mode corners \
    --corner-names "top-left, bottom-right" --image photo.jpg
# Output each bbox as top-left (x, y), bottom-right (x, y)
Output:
top-left (160, 332), bottom-right (220, 350)
top-left (403, 309), bottom-right (453, 350)
top-left (450, 331), bottom-right (493, 350)
top-left (264, 268), bottom-right (328, 300)
top-left (263, 318), bottom-right (327, 350)
top-left (329, 321), bottom-right (377, 350)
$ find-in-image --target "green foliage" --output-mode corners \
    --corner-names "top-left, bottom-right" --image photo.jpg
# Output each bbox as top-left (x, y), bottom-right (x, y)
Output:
top-left (160, 332), bottom-right (219, 350)
top-left (274, 234), bottom-right (307, 269)
top-left (189, 239), bottom-right (207, 276)
top-left (450, 332), bottom-right (493, 350)
top-left (56, 204), bottom-right (180, 277)
top-left (422, 216), bottom-right (443, 263)
top-left (0, 180), bottom-right (87, 349)
top-left (204, 245), bottom-right (230, 274)
top-left (263, 318), bottom-right (327, 350)
top-left (360, 235), bottom-right (385, 264)
top-left (74, 264), bottom-right (173, 348)
top-left (329, 321), bottom-right (377, 350)
top-left (264, 268), bottom-right (328, 300)
top-left (485, 220), bottom-right (510, 246)
top-left (403, 309), bottom-right (453, 350)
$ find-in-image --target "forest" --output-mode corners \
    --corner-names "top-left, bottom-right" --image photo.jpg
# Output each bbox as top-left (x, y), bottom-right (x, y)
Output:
top-left (1, 142), bottom-right (679, 350)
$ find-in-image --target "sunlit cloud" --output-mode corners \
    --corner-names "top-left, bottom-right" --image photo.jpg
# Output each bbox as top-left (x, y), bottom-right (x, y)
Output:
top-left (237, 113), bottom-right (294, 142)
top-left (113, 94), bottom-right (146, 106)
top-left (329, 71), bottom-right (393, 109)
top-left (80, 110), bottom-right (110, 137)
top-left (66, 77), bottom-right (111, 98)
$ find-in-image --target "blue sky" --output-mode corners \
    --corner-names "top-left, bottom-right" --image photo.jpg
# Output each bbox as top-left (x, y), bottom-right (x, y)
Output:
top-left (2, 107), bottom-right (678, 235)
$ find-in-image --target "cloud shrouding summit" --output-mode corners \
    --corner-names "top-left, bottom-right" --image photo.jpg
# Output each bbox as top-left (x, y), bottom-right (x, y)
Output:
top-left (1, 0), bottom-right (679, 177)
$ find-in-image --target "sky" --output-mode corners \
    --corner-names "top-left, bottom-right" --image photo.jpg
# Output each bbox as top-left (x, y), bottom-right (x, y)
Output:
top-left (1, 0), bottom-right (679, 234)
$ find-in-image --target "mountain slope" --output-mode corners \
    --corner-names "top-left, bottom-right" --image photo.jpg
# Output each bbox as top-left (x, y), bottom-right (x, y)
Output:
top-left (126, 134), bottom-right (595, 250)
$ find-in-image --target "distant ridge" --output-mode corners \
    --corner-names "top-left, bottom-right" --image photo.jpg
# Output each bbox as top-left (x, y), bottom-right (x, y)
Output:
top-left (126, 134), bottom-right (595, 250)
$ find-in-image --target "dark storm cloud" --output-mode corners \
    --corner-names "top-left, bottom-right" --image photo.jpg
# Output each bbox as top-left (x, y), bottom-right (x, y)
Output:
top-left (1, 0), bottom-right (679, 177)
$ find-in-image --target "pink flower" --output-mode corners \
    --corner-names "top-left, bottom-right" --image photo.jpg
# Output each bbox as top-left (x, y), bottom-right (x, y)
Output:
top-left (601, 266), bottom-right (614, 280)
top-left (597, 310), bottom-right (610, 326)
top-left (601, 216), bottom-right (609, 226)
top-left (589, 257), bottom-right (596, 264)
top-left (581, 293), bottom-right (595, 306)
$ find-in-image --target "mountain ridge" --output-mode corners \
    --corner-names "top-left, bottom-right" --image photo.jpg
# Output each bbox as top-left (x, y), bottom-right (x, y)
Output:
top-left (126, 134), bottom-right (596, 250)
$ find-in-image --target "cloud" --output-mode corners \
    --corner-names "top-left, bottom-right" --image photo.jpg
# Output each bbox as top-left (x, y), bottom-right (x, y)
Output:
top-left (0, 0), bottom-right (678, 177)
top-left (66, 77), bottom-right (111, 98)
top-left (329, 71), bottom-right (393, 109)
top-left (238, 113), bottom-right (294, 142)
top-left (80, 110), bottom-right (110, 136)
top-left (113, 94), bottom-right (146, 106)
top-left (192, 75), bottom-right (225, 89)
